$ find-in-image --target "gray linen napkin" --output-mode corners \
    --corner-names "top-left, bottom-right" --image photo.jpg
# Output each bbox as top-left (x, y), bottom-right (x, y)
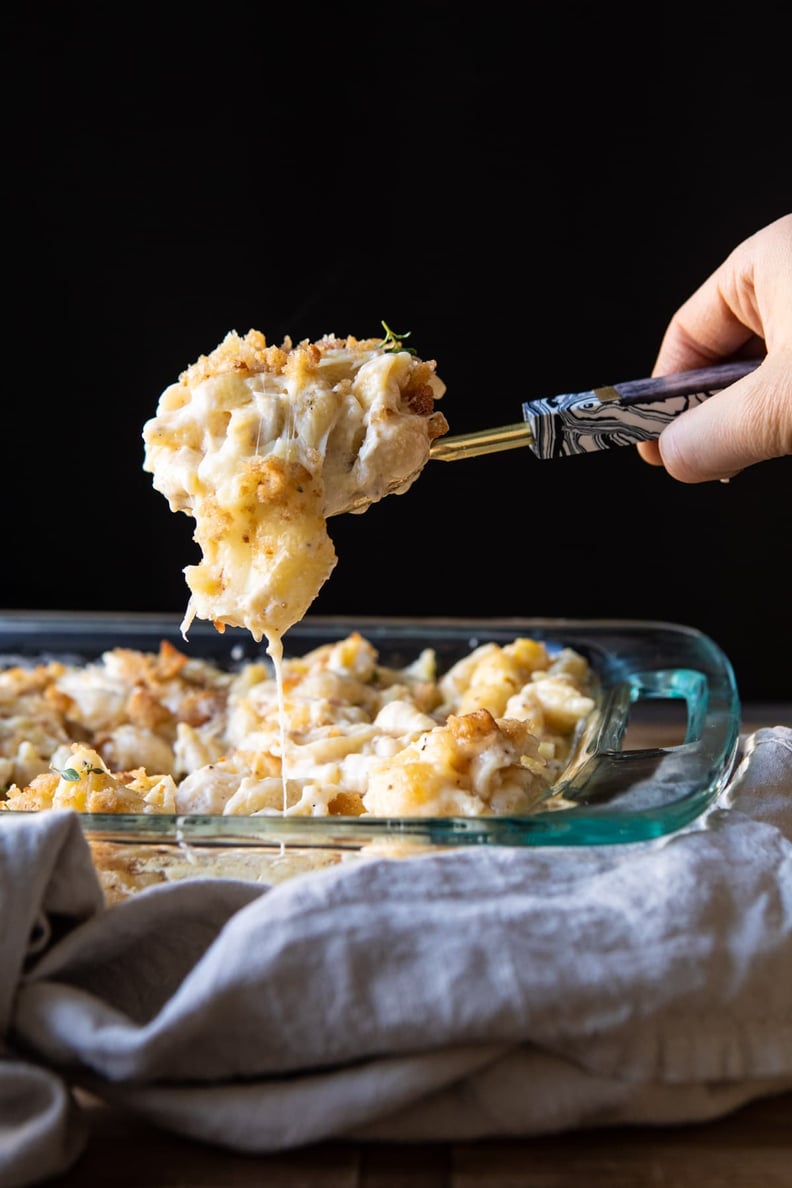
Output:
top-left (3, 727), bottom-right (792, 1187)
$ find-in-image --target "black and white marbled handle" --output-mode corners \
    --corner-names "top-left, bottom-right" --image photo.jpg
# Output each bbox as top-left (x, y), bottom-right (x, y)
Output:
top-left (522, 359), bottom-right (761, 459)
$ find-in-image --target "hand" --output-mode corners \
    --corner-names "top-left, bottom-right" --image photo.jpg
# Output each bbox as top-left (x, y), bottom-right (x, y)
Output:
top-left (637, 213), bottom-right (792, 482)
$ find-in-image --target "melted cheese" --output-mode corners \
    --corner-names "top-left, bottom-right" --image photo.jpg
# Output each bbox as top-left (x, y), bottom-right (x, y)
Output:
top-left (142, 328), bottom-right (448, 819)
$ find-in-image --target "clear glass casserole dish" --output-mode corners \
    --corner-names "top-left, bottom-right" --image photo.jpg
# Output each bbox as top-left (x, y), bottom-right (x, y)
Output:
top-left (0, 608), bottom-right (740, 825)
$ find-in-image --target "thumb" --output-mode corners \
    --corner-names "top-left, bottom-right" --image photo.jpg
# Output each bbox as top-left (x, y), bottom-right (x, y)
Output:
top-left (652, 355), bottom-right (792, 483)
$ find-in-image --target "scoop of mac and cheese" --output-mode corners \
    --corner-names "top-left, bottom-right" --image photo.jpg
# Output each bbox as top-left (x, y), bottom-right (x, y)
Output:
top-left (142, 329), bottom-right (448, 647)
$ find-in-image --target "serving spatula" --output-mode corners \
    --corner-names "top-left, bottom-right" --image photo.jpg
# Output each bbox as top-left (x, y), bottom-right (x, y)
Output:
top-left (338, 358), bottom-right (761, 514)
top-left (430, 358), bottom-right (761, 462)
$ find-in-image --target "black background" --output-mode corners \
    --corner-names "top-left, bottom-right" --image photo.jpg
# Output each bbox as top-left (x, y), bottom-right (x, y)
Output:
top-left (5, 3), bottom-right (791, 700)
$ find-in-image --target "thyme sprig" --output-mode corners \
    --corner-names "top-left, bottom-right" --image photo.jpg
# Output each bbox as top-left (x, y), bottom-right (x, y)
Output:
top-left (51, 760), bottom-right (106, 782)
top-left (377, 321), bottom-right (417, 355)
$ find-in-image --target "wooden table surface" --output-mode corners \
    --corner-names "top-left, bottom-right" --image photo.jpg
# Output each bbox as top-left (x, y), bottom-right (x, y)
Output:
top-left (48, 704), bottom-right (792, 1188)
top-left (54, 1086), bottom-right (792, 1187)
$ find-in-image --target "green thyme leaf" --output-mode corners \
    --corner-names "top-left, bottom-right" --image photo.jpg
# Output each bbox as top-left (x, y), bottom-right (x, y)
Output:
top-left (50, 761), bottom-right (105, 781)
top-left (52, 766), bottom-right (81, 781)
top-left (377, 321), bottom-right (417, 355)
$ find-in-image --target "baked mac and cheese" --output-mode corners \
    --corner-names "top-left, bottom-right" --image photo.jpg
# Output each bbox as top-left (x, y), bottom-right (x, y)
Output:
top-left (0, 632), bottom-right (595, 819)
top-left (0, 328), bottom-right (597, 895)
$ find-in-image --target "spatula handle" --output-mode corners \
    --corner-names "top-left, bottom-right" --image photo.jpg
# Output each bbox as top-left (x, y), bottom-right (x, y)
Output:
top-left (522, 358), bottom-right (761, 459)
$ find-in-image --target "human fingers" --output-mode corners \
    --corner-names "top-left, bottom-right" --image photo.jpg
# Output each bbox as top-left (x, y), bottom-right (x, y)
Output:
top-left (655, 214), bottom-right (792, 373)
top-left (638, 214), bottom-right (792, 474)
top-left (645, 353), bottom-right (792, 483)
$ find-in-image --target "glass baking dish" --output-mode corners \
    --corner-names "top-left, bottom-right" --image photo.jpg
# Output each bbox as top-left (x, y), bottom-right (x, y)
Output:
top-left (0, 611), bottom-right (740, 860)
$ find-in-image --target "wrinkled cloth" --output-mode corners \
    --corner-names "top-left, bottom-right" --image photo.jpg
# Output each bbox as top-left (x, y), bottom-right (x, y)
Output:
top-left (3, 727), bottom-right (792, 1187)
